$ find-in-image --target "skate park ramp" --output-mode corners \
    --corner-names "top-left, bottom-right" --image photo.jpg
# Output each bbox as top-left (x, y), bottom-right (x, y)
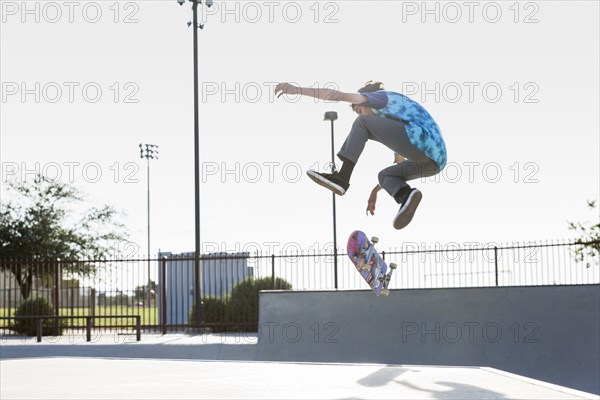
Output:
top-left (1, 284), bottom-right (598, 399)
top-left (1, 334), bottom-right (599, 400)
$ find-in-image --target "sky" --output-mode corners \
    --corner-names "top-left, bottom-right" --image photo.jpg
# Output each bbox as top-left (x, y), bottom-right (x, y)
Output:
top-left (1, 0), bottom-right (599, 260)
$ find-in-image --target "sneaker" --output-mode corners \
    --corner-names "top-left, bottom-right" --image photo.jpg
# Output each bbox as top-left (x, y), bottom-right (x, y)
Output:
top-left (306, 170), bottom-right (350, 196)
top-left (392, 188), bottom-right (422, 230)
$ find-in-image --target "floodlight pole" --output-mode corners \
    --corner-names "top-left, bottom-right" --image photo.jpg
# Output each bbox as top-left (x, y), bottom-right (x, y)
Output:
top-left (139, 143), bottom-right (158, 292)
top-left (180, 0), bottom-right (210, 327)
top-left (324, 111), bottom-right (338, 289)
top-left (192, 0), bottom-right (203, 328)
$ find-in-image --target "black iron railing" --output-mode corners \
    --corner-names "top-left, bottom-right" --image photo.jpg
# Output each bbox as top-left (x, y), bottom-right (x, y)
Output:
top-left (0, 239), bottom-right (597, 336)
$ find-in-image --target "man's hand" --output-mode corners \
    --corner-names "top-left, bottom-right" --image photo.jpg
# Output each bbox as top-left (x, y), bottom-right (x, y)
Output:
top-left (274, 82), bottom-right (299, 98)
top-left (366, 185), bottom-right (381, 216)
top-left (394, 154), bottom-right (406, 164)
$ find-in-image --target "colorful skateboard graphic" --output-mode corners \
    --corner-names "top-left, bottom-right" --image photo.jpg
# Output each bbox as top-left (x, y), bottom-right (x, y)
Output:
top-left (347, 230), bottom-right (396, 296)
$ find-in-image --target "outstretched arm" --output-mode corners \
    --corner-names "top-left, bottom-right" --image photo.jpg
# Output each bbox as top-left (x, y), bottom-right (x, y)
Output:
top-left (366, 184), bottom-right (382, 216)
top-left (274, 82), bottom-right (367, 104)
top-left (367, 156), bottom-right (404, 216)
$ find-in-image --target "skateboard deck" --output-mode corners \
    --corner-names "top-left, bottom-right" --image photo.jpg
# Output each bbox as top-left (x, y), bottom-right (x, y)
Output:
top-left (347, 230), bottom-right (396, 296)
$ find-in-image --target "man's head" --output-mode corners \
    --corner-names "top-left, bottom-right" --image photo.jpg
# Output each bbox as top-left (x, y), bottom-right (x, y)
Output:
top-left (351, 104), bottom-right (374, 115)
top-left (358, 81), bottom-right (385, 93)
top-left (351, 81), bottom-right (384, 115)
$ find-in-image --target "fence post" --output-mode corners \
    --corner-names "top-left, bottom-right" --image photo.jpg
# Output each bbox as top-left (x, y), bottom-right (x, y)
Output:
top-left (271, 255), bottom-right (275, 289)
top-left (90, 289), bottom-right (96, 327)
top-left (494, 246), bottom-right (499, 287)
top-left (6, 259), bottom-right (13, 322)
top-left (136, 316), bottom-right (141, 341)
top-left (161, 256), bottom-right (167, 335)
top-left (86, 316), bottom-right (92, 342)
top-left (53, 259), bottom-right (60, 336)
top-left (53, 259), bottom-right (60, 312)
top-left (36, 318), bottom-right (42, 343)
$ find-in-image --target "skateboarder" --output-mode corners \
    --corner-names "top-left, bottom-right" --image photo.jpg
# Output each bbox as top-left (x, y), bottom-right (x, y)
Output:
top-left (274, 81), bottom-right (447, 230)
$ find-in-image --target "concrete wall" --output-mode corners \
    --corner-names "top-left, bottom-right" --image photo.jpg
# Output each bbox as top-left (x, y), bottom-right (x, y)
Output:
top-left (256, 285), bottom-right (600, 395)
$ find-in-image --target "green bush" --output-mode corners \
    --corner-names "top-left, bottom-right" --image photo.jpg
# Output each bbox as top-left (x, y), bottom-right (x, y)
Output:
top-left (227, 277), bottom-right (292, 332)
top-left (189, 297), bottom-right (229, 332)
top-left (189, 277), bottom-right (292, 332)
top-left (13, 297), bottom-right (62, 337)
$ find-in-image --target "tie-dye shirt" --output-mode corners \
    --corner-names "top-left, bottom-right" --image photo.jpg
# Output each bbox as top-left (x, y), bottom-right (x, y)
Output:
top-left (362, 91), bottom-right (447, 170)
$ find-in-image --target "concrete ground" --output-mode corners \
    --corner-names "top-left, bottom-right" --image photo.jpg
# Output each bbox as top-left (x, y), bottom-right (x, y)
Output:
top-left (1, 334), bottom-right (598, 400)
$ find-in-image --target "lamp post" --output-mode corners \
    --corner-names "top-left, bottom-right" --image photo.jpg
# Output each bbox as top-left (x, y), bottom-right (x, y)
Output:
top-left (139, 143), bottom-right (158, 291)
top-left (178, 0), bottom-right (213, 328)
top-left (324, 111), bottom-right (338, 289)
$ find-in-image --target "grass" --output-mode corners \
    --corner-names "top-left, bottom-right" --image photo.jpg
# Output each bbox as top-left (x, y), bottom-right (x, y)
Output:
top-left (0, 306), bottom-right (158, 328)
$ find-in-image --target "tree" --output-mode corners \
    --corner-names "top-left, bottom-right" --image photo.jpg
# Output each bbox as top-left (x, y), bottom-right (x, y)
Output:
top-left (0, 174), bottom-right (128, 299)
top-left (568, 200), bottom-right (600, 268)
top-left (134, 280), bottom-right (157, 304)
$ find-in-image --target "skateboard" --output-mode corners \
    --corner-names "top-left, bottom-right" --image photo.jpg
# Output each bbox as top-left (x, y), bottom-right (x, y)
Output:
top-left (347, 230), bottom-right (397, 296)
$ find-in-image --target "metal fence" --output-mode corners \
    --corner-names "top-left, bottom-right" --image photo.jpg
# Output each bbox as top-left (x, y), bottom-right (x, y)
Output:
top-left (1, 239), bottom-right (598, 337)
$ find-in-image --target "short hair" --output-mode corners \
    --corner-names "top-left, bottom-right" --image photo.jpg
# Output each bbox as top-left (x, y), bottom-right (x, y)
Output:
top-left (358, 81), bottom-right (385, 93)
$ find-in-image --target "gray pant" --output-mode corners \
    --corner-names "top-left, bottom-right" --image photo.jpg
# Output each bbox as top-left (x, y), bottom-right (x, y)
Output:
top-left (337, 115), bottom-right (440, 201)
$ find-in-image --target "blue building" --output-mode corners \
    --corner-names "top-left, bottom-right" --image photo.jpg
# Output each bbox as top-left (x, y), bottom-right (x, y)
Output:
top-left (157, 251), bottom-right (252, 327)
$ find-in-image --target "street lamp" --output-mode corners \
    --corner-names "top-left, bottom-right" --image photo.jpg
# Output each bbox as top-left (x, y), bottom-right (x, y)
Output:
top-left (178, 0), bottom-right (213, 328)
top-left (324, 111), bottom-right (338, 289)
top-left (139, 143), bottom-right (158, 292)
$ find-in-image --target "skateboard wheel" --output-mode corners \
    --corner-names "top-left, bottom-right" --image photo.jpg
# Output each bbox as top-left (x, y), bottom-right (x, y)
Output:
top-left (389, 263), bottom-right (397, 270)
top-left (371, 236), bottom-right (379, 244)
top-left (381, 289), bottom-right (390, 296)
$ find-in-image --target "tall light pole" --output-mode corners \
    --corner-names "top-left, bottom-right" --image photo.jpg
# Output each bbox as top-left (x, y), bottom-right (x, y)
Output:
top-left (178, 0), bottom-right (213, 327)
top-left (139, 143), bottom-right (158, 290)
top-left (324, 111), bottom-right (338, 289)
